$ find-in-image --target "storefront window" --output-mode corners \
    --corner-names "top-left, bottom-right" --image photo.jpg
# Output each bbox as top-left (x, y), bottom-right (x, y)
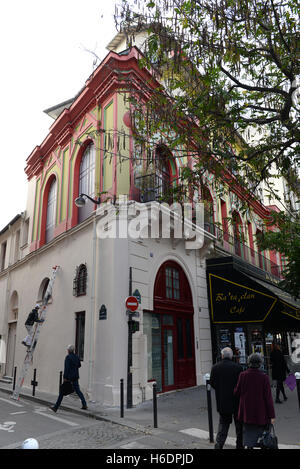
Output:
top-left (164, 329), bottom-right (174, 387)
top-left (144, 313), bottom-right (162, 391)
top-left (217, 328), bottom-right (232, 360)
top-left (233, 327), bottom-right (247, 364)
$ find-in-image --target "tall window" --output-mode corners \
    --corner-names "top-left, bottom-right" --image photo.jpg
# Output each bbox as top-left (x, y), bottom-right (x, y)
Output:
top-left (73, 264), bottom-right (87, 297)
top-left (201, 186), bottom-right (215, 234)
top-left (165, 266), bottom-right (180, 300)
top-left (1, 241), bottom-right (7, 271)
top-left (155, 145), bottom-right (171, 199)
top-left (45, 179), bottom-right (57, 243)
top-left (232, 211), bottom-right (243, 258)
top-left (78, 143), bottom-right (96, 223)
top-left (75, 312), bottom-right (85, 361)
top-left (40, 278), bottom-right (52, 304)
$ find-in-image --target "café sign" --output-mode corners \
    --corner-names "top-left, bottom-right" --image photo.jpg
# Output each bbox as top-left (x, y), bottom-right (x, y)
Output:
top-left (280, 301), bottom-right (300, 321)
top-left (208, 273), bottom-right (278, 324)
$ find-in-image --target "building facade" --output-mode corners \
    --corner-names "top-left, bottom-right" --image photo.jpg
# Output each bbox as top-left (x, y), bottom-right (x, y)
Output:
top-left (0, 33), bottom-right (299, 406)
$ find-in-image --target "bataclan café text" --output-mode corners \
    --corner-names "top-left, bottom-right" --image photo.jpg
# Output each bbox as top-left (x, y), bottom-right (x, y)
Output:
top-left (206, 257), bottom-right (300, 371)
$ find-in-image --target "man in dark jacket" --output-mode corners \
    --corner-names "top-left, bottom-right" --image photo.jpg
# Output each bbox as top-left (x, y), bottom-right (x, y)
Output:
top-left (51, 345), bottom-right (87, 412)
top-left (22, 304), bottom-right (44, 347)
top-left (210, 347), bottom-right (243, 449)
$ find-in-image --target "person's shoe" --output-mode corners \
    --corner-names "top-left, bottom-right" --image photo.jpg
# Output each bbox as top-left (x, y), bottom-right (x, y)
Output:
top-left (50, 406), bottom-right (57, 413)
top-left (214, 443), bottom-right (223, 449)
top-left (81, 405), bottom-right (88, 410)
top-left (275, 399), bottom-right (282, 403)
top-left (283, 396), bottom-right (288, 401)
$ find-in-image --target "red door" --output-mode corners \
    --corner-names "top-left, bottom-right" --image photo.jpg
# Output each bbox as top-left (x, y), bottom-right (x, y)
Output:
top-left (154, 261), bottom-right (196, 392)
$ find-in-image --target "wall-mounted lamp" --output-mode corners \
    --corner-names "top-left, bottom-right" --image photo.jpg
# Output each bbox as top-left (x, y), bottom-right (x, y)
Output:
top-left (74, 193), bottom-right (101, 208)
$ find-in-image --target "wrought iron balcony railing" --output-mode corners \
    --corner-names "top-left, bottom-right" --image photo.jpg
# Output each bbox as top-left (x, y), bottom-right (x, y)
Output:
top-left (205, 222), bottom-right (283, 279)
top-left (134, 173), bottom-right (283, 279)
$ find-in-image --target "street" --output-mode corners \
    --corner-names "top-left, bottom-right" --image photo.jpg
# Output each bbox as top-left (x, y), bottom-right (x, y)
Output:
top-left (0, 391), bottom-right (140, 449)
top-left (0, 390), bottom-right (210, 450)
top-left (0, 384), bottom-right (299, 450)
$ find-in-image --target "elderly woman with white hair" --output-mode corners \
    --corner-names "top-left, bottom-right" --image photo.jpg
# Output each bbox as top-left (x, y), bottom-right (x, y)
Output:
top-left (234, 353), bottom-right (275, 449)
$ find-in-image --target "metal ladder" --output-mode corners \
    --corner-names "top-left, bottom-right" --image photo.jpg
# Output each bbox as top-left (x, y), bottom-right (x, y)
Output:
top-left (11, 266), bottom-right (60, 400)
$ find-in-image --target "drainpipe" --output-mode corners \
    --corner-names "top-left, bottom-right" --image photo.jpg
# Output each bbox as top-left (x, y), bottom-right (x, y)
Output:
top-left (87, 215), bottom-right (98, 399)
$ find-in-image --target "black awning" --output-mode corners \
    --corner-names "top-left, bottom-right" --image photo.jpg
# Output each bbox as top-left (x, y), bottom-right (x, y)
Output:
top-left (206, 257), bottom-right (300, 330)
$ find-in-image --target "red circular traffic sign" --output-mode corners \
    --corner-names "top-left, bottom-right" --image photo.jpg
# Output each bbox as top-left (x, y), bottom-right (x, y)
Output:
top-left (125, 296), bottom-right (139, 312)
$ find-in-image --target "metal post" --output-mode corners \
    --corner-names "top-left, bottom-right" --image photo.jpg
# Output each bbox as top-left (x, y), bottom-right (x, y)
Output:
top-left (204, 373), bottom-right (214, 443)
top-left (120, 379), bottom-right (124, 418)
top-left (295, 372), bottom-right (300, 411)
top-left (31, 368), bottom-right (38, 397)
top-left (13, 366), bottom-right (17, 391)
top-left (127, 314), bottom-right (133, 409)
top-left (127, 267), bottom-right (133, 409)
top-left (153, 382), bottom-right (158, 428)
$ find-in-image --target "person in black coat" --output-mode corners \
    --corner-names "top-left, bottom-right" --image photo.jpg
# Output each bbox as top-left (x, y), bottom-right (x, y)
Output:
top-left (210, 347), bottom-right (244, 449)
top-left (22, 304), bottom-right (44, 347)
top-left (270, 342), bottom-right (289, 403)
top-left (51, 345), bottom-right (87, 412)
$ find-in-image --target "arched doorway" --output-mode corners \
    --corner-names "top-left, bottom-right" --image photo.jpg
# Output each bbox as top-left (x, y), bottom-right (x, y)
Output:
top-left (5, 291), bottom-right (19, 377)
top-left (145, 261), bottom-right (196, 392)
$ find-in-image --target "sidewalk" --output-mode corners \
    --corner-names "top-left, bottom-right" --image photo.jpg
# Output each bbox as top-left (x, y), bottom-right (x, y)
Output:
top-left (0, 381), bottom-right (299, 449)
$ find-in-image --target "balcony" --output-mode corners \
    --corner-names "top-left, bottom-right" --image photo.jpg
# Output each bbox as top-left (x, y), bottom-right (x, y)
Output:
top-left (207, 222), bottom-right (283, 279)
top-left (133, 173), bottom-right (282, 280)
top-left (134, 173), bottom-right (186, 203)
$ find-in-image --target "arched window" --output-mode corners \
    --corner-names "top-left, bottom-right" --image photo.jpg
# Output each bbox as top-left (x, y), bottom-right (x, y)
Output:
top-left (73, 264), bottom-right (87, 297)
top-left (78, 143), bottom-right (96, 223)
top-left (45, 179), bottom-right (57, 243)
top-left (9, 291), bottom-right (18, 322)
top-left (256, 228), bottom-right (266, 270)
top-left (232, 211), bottom-right (244, 258)
top-left (38, 278), bottom-right (52, 304)
top-left (201, 186), bottom-right (215, 234)
top-left (155, 145), bottom-right (172, 199)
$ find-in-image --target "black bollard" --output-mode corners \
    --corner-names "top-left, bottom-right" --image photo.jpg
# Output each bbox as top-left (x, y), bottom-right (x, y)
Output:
top-left (296, 373), bottom-right (300, 411)
top-left (31, 368), bottom-right (38, 396)
top-left (153, 382), bottom-right (158, 428)
top-left (205, 374), bottom-right (214, 443)
top-left (120, 379), bottom-right (124, 418)
top-left (13, 366), bottom-right (17, 391)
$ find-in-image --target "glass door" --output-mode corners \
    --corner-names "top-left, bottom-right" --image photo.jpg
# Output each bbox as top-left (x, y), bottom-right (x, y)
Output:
top-left (163, 328), bottom-right (174, 388)
top-left (162, 315), bottom-right (175, 390)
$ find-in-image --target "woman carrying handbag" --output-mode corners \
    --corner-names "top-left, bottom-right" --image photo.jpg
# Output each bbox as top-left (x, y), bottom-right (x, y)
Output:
top-left (234, 353), bottom-right (276, 449)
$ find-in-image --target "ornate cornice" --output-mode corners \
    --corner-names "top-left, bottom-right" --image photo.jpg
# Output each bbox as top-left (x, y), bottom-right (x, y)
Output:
top-left (25, 48), bottom-right (157, 180)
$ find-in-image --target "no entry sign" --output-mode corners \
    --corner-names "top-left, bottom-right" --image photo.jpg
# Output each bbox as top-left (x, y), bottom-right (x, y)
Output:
top-left (125, 296), bottom-right (139, 312)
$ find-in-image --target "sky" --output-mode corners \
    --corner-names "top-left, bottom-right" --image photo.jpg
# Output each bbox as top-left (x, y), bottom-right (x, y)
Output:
top-left (0, 0), bottom-right (118, 230)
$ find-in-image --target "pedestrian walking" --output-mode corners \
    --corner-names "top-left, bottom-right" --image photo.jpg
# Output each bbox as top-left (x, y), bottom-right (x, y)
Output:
top-left (270, 342), bottom-right (289, 403)
top-left (51, 345), bottom-right (87, 412)
top-left (22, 304), bottom-right (44, 347)
top-left (234, 353), bottom-right (275, 449)
top-left (210, 347), bottom-right (244, 449)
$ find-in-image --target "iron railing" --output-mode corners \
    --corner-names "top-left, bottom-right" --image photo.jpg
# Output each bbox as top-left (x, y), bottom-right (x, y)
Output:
top-left (134, 173), bottom-right (283, 279)
top-left (205, 222), bottom-right (283, 279)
